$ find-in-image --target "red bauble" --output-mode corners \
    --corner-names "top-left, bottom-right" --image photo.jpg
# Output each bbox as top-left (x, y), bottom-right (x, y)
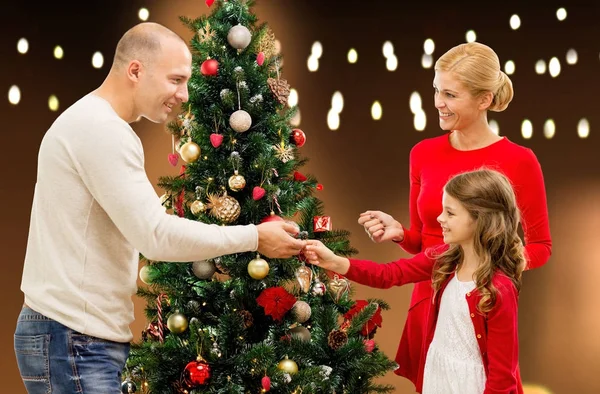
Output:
top-left (183, 359), bottom-right (211, 387)
top-left (200, 59), bottom-right (219, 76)
top-left (293, 171), bottom-right (307, 182)
top-left (210, 133), bottom-right (223, 148)
top-left (292, 129), bottom-right (306, 147)
top-left (261, 212), bottom-right (284, 223)
top-left (261, 376), bottom-right (271, 391)
top-left (316, 183), bottom-right (323, 191)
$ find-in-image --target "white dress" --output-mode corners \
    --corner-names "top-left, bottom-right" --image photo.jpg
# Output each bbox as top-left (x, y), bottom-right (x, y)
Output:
top-left (422, 276), bottom-right (487, 394)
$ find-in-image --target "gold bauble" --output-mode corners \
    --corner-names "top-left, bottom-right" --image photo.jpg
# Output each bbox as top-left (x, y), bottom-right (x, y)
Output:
top-left (167, 312), bottom-right (188, 334)
top-left (290, 325), bottom-right (311, 342)
top-left (190, 200), bottom-right (206, 216)
top-left (180, 141), bottom-right (201, 163)
top-left (277, 356), bottom-right (298, 374)
top-left (291, 301), bottom-right (312, 323)
top-left (228, 171), bottom-right (246, 191)
top-left (248, 254), bottom-right (269, 279)
top-left (229, 110), bottom-right (252, 133)
top-left (207, 193), bottom-right (241, 223)
top-left (139, 265), bottom-right (153, 284)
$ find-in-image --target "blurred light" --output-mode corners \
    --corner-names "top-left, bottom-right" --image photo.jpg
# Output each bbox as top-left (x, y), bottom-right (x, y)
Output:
top-left (371, 101), bottom-right (382, 120)
top-left (510, 14), bottom-right (521, 30)
top-left (274, 40), bottom-right (281, 54)
top-left (48, 95), bottom-right (59, 111)
top-left (92, 51), bottom-right (104, 68)
top-left (347, 48), bottom-right (358, 64)
top-left (414, 109), bottom-right (426, 131)
top-left (535, 59), bottom-right (546, 74)
top-left (504, 60), bottom-right (516, 75)
top-left (17, 38), bottom-right (29, 54)
top-left (566, 48), bottom-right (578, 65)
top-left (331, 91), bottom-right (344, 113)
top-left (489, 119), bottom-right (500, 135)
top-left (578, 118), bottom-right (590, 138)
top-left (307, 55), bottom-right (319, 72)
top-left (423, 39), bottom-right (435, 55)
top-left (543, 119), bottom-right (556, 139)
top-left (138, 8), bottom-right (149, 21)
top-left (311, 41), bottom-right (323, 58)
top-left (8, 85), bottom-right (21, 105)
top-left (386, 55), bottom-right (398, 71)
top-left (556, 8), bottom-right (567, 21)
top-left (421, 54), bottom-right (433, 69)
top-left (290, 108), bottom-right (301, 127)
top-left (466, 30), bottom-right (477, 43)
top-left (382, 41), bottom-right (394, 58)
top-left (548, 57), bottom-right (561, 77)
top-left (288, 88), bottom-right (298, 107)
top-left (327, 109), bottom-right (340, 130)
top-left (54, 45), bottom-right (64, 59)
top-left (521, 119), bottom-right (533, 139)
top-left (409, 91), bottom-right (422, 114)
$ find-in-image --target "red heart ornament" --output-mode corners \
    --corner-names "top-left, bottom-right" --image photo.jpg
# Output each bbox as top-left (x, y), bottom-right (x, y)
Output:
top-left (168, 153), bottom-right (179, 167)
top-left (210, 133), bottom-right (223, 148)
top-left (252, 186), bottom-right (266, 201)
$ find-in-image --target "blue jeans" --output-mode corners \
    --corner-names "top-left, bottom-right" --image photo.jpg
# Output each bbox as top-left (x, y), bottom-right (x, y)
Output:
top-left (14, 306), bottom-right (130, 394)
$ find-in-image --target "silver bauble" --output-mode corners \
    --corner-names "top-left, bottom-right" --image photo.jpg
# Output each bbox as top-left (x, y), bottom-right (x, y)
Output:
top-left (192, 260), bottom-right (217, 280)
top-left (229, 110), bottom-right (252, 133)
top-left (227, 24), bottom-right (252, 50)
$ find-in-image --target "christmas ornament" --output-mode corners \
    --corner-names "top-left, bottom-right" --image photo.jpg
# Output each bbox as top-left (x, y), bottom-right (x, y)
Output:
top-left (261, 211), bottom-right (284, 223)
top-left (328, 329), bottom-right (348, 350)
top-left (272, 140), bottom-right (294, 163)
top-left (328, 275), bottom-right (350, 302)
top-left (316, 183), bottom-right (323, 191)
top-left (238, 309), bottom-right (254, 328)
top-left (248, 254), bottom-right (269, 280)
top-left (267, 77), bottom-right (290, 105)
top-left (344, 300), bottom-right (383, 336)
top-left (207, 192), bottom-right (241, 223)
top-left (261, 375), bottom-right (271, 391)
top-left (295, 264), bottom-right (313, 293)
top-left (167, 311), bottom-right (188, 334)
top-left (121, 380), bottom-right (137, 393)
top-left (227, 24), bottom-right (252, 50)
top-left (205, 0), bottom-right (215, 7)
top-left (192, 260), bottom-right (217, 280)
top-left (277, 356), bottom-right (298, 374)
top-left (252, 186), bottom-right (266, 201)
top-left (200, 58), bottom-right (218, 76)
top-left (183, 356), bottom-right (211, 387)
top-left (290, 325), bottom-right (311, 342)
top-left (314, 216), bottom-right (332, 232)
top-left (319, 365), bottom-right (333, 379)
top-left (229, 109), bottom-right (252, 132)
top-left (198, 21), bottom-right (216, 43)
top-left (228, 170), bottom-right (246, 191)
top-left (364, 339), bottom-right (376, 353)
top-left (180, 141), bottom-right (201, 163)
top-left (291, 301), bottom-right (311, 323)
top-left (159, 193), bottom-right (172, 209)
top-left (258, 28), bottom-right (277, 59)
top-left (190, 200), bottom-right (206, 216)
top-left (210, 133), bottom-right (223, 148)
top-left (156, 293), bottom-right (169, 342)
top-left (293, 171), bottom-right (307, 182)
top-left (168, 153), bottom-right (178, 167)
top-left (257, 286), bottom-right (296, 321)
top-left (292, 129), bottom-right (306, 147)
top-left (257, 52), bottom-right (265, 66)
top-left (139, 265), bottom-right (152, 285)
top-left (142, 321), bottom-right (160, 341)
top-left (311, 277), bottom-right (326, 296)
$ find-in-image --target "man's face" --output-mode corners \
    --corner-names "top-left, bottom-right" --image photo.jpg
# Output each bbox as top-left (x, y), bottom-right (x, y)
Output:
top-left (136, 37), bottom-right (192, 123)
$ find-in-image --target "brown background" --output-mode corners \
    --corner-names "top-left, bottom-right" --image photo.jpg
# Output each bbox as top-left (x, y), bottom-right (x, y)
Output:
top-left (1, 1), bottom-right (599, 393)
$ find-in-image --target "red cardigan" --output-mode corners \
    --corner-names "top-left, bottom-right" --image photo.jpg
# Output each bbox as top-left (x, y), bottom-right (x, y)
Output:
top-left (347, 249), bottom-right (523, 394)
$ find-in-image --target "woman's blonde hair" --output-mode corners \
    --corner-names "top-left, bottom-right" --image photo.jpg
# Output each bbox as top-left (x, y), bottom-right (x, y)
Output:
top-left (435, 42), bottom-right (513, 112)
top-left (431, 168), bottom-right (526, 314)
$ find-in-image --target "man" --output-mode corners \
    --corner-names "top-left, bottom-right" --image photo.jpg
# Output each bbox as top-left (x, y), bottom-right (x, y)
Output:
top-left (14, 22), bottom-right (305, 393)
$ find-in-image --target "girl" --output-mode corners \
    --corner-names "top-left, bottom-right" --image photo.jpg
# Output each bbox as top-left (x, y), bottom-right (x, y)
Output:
top-left (305, 169), bottom-right (525, 394)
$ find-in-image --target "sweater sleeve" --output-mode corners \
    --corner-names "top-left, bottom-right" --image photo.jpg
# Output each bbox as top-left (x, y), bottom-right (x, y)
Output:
top-left (515, 149), bottom-right (552, 269)
top-left (484, 281), bottom-right (520, 394)
top-left (346, 247), bottom-right (443, 289)
top-left (74, 120), bottom-right (258, 262)
top-left (396, 144), bottom-right (424, 254)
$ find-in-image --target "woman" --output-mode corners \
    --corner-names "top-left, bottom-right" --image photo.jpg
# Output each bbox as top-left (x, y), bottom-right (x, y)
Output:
top-left (359, 42), bottom-right (551, 391)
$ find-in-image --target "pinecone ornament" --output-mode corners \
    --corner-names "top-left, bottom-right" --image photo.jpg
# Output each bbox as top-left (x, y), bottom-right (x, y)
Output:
top-left (207, 193), bottom-right (241, 223)
top-left (267, 77), bottom-right (290, 105)
top-left (328, 329), bottom-right (348, 351)
top-left (238, 310), bottom-right (254, 328)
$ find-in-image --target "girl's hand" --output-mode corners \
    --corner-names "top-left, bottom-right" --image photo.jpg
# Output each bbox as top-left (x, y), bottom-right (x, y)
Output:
top-left (304, 240), bottom-right (350, 275)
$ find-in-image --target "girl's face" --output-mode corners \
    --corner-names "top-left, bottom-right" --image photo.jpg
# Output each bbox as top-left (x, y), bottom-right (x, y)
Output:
top-left (437, 191), bottom-right (476, 246)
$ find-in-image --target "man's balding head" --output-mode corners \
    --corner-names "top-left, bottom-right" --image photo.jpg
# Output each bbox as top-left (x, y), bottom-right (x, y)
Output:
top-left (112, 22), bottom-right (187, 70)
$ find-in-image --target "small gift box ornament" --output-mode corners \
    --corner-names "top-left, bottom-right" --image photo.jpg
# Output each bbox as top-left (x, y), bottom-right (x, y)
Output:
top-left (313, 216), bottom-right (331, 232)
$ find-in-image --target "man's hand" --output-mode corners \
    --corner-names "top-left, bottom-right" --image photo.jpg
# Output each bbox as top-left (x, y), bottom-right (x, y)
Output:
top-left (256, 221), bottom-right (306, 258)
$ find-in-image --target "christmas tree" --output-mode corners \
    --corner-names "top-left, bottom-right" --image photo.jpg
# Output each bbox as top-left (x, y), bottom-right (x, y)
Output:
top-left (124, 1), bottom-right (396, 393)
